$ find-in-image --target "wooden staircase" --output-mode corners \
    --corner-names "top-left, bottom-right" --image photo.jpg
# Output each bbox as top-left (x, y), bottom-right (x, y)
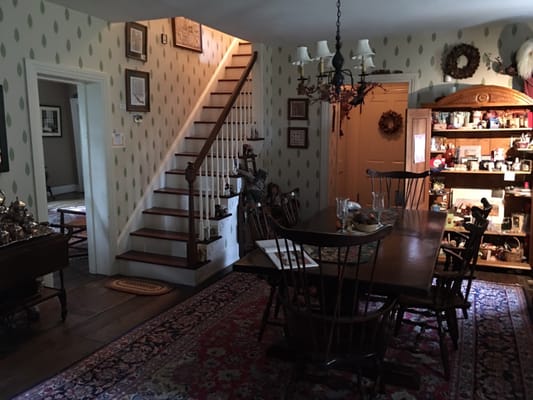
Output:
top-left (116, 42), bottom-right (257, 286)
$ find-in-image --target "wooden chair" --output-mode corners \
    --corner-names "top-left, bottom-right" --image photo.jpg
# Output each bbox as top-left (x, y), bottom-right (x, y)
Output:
top-left (280, 188), bottom-right (300, 227)
top-left (270, 219), bottom-right (397, 397)
top-left (394, 217), bottom-right (488, 380)
top-left (244, 204), bottom-right (283, 341)
top-left (366, 169), bottom-right (430, 210)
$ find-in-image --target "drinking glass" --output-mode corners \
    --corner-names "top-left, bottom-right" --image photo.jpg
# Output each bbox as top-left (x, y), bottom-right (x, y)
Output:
top-left (371, 192), bottom-right (385, 224)
top-left (335, 197), bottom-right (349, 232)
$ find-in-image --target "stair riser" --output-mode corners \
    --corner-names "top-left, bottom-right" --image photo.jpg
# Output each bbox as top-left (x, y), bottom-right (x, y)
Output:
top-left (238, 43), bottom-right (252, 54)
top-left (164, 174), bottom-right (243, 192)
top-left (200, 108), bottom-right (223, 120)
top-left (231, 55), bottom-right (251, 67)
top-left (208, 93), bottom-right (232, 106)
top-left (130, 236), bottom-right (188, 256)
top-left (142, 214), bottom-right (217, 232)
top-left (173, 155), bottom-right (239, 171)
top-left (193, 122), bottom-right (252, 137)
top-left (216, 80), bottom-right (239, 92)
top-left (152, 191), bottom-right (236, 209)
top-left (224, 68), bottom-right (246, 80)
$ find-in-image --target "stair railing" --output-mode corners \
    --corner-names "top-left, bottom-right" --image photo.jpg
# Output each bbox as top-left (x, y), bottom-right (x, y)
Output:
top-left (185, 51), bottom-right (258, 265)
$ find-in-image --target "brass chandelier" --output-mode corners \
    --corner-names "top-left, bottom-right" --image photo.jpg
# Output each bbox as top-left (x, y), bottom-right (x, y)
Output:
top-left (292, 0), bottom-right (377, 112)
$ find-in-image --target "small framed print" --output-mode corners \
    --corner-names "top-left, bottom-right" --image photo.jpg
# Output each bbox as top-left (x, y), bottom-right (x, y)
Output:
top-left (288, 98), bottom-right (309, 120)
top-left (40, 105), bottom-right (62, 137)
top-left (171, 17), bottom-right (203, 53)
top-left (125, 22), bottom-right (148, 62)
top-left (125, 69), bottom-right (150, 112)
top-left (288, 127), bottom-right (309, 149)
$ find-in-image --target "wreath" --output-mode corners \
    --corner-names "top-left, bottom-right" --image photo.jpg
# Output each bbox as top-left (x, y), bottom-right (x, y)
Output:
top-left (378, 110), bottom-right (403, 135)
top-left (443, 43), bottom-right (480, 79)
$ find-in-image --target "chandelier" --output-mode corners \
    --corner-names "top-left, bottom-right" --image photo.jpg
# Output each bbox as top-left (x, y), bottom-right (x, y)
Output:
top-left (292, 0), bottom-right (377, 114)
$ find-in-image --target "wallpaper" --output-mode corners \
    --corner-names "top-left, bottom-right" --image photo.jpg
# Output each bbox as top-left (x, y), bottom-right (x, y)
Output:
top-left (0, 0), bottom-right (234, 236)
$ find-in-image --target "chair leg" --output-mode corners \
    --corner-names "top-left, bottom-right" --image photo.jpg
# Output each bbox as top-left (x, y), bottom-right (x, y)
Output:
top-left (436, 312), bottom-right (451, 380)
top-left (393, 306), bottom-right (405, 335)
top-left (258, 282), bottom-right (277, 342)
top-left (446, 309), bottom-right (459, 349)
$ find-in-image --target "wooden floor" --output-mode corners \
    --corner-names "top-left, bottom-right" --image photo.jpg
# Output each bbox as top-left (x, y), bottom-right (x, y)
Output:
top-left (0, 257), bottom-right (531, 399)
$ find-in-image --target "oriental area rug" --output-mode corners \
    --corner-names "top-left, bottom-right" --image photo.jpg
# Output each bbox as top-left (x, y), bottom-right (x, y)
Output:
top-left (14, 273), bottom-right (533, 400)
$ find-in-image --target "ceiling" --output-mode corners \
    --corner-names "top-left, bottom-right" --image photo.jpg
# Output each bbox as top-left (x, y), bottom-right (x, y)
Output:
top-left (47, 0), bottom-right (533, 46)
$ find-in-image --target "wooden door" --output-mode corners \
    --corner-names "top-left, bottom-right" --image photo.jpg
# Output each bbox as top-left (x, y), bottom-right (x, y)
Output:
top-left (405, 108), bottom-right (432, 209)
top-left (340, 82), bottom-right (409, 208)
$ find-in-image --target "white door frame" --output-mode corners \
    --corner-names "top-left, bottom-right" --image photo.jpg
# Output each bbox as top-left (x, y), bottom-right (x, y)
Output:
top-left (25, 59), bottom-right (116, 276)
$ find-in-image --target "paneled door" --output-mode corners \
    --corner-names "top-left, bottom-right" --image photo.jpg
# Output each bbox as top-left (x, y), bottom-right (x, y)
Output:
top-left (338, 82), bottom-right (409, 208)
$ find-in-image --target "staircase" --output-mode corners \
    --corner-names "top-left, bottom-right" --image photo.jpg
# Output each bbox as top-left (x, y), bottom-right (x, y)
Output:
top-left (116, 42), bottom-right (258, 286)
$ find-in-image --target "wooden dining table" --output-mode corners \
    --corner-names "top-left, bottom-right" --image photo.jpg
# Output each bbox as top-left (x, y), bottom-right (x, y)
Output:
top-left (234, 207), bottom-right (447, 296)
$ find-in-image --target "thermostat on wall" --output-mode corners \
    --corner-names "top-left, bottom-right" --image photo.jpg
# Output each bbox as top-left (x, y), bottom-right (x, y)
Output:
top-left (112, 130), bottom-right (125, 147)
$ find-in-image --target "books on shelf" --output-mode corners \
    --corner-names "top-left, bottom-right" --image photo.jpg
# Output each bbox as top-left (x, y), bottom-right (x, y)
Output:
top-left (255, 239), bottom-right (318, 270)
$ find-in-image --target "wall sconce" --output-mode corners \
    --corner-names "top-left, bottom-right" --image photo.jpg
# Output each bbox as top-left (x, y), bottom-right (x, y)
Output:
top-left (133, 114), bottom-right (143, 124)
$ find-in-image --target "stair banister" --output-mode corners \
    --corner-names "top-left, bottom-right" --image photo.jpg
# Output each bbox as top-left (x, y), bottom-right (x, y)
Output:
top-left (185, 51), bottom-right (258, 265)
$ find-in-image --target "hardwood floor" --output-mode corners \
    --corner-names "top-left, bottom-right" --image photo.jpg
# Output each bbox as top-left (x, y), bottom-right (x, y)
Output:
top-left (0, 257), bottom-right (531, 399)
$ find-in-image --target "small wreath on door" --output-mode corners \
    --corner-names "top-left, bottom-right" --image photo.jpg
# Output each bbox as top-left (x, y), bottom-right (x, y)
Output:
top-left (378, 110), bottom-right (403, 135)
top-left (443, 43), bottom-right (480, 79)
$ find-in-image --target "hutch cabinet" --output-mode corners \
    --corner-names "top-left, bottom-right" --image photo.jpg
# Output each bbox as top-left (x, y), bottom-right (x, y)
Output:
top-left (424, 85), bottom-right (533, 271)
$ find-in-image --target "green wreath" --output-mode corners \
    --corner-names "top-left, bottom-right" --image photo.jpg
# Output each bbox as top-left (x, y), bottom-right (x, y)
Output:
top-left (443, 43), bottom-right (480, 79)
top-left (378, 110), bottom-right (403, 135)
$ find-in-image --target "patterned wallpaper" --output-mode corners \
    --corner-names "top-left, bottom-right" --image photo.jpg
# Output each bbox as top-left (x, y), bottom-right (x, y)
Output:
top-left (0, 0), bottom-right (234, 235)
top-left (264, 21), bottom-right (533, 219)
top-left (1, 0), bottom-right (532, 238)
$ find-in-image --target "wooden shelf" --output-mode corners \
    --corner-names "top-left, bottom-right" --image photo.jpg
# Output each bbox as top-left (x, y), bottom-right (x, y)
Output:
top-left (432, 128), bottom-right (531, 138)
top-left (438, 255), bottom-right (531, 270)
top-left (444, 226), bottom-right (527, 238)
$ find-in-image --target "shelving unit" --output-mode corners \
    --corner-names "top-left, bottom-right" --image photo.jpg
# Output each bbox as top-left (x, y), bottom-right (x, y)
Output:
top-left (424, 85), bottom-right (533, 271)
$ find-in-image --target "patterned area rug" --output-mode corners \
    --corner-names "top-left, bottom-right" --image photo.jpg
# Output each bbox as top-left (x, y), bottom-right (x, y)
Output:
top-left (13, 273), bottom-right (533, 400)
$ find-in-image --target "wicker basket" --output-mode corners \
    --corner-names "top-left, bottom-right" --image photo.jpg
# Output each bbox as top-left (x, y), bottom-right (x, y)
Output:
top-left (502, 237), bottom-right (523, 263)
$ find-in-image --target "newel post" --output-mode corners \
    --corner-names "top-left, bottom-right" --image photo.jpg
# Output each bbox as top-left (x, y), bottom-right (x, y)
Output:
top-left (185, 162), bottom-right (198, 265)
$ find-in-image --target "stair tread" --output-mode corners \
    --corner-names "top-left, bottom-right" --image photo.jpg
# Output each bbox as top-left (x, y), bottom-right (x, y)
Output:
top-left (143, 206), bottom-right (233, 220)
top-left (116, 250), bottom-right (204, 270)
top-left (131, 228), bottom-right (192, 241)
top-left (154, 187), bottom-right (240, 199)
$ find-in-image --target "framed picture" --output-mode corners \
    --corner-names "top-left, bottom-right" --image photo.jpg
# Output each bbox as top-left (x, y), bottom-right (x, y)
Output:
top-left (40, 105), bottom-right (62, 137)
top-left (288, 98), bottom-right (309, 120)
top-left (125, 69), bottom-right (150, 112)
top-left (0, 85), bottom-right (8, 172)
top-left (288, 127), bottom-right (309, 149)
top-left (125, 22), bottom-right (147, 62)
top-left (171, 17), bottom-right (203, 53)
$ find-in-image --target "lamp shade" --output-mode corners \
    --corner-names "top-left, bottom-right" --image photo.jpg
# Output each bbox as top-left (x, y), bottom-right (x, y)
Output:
top-left (353, 39), bottom-right (375, 57)
top-left (353, 55), bottom-right (375, 70)
top-left (292, 46), bottom-right (312, 65)
top-left (315, 40), bottom-right (333, 59)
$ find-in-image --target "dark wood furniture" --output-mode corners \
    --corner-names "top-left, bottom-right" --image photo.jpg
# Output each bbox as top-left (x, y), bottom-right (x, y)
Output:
top-left (270, 219), bottom-right (397, 397)
top-left (57, 205), bottom-right (87, 257)
top-left (235, 209), bottom-right (447, 296)
top-left (0, 233), bottom-right (70, 322)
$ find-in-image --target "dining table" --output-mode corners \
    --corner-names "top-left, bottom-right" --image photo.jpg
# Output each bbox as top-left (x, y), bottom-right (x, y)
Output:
top-left (234, 207), bottom-right (447, 297)
top-left (232, 207), bottom-right (447, 390)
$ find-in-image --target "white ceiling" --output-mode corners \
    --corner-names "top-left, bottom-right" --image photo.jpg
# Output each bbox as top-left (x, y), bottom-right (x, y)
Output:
top-left (47, 0), bottom-right (533, 46)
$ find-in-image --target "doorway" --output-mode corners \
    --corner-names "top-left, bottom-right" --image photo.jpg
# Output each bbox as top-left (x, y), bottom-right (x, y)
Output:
top-left (25, 59), bottom-right (116, 276)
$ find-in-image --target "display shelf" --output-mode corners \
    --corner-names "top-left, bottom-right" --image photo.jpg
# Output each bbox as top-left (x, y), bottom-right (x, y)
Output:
top-left (437, 169), bottom-right (530, 175)
top-left (431, 129), bottom-right (531, 138)
top-left (443, 226), bottom-right (527, 238)
top-left (438, 255), bottom-right (531, 270)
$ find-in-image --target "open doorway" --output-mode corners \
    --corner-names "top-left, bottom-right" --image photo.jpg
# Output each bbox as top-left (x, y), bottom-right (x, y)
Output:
top-left (25, 59), bottom-right (117, 276)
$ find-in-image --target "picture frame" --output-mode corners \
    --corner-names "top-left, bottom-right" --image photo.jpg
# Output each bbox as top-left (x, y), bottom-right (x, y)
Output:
top-left (0, 85), bottom-right (9, 172)
top-left (125, 22), bottom-right (148, 62)
top-left (287, 127), bottom-right (309, 149)
top-left (125, 69), bottom-right (150, 112)
top-left (40, 105), bottom-right (62, 137)
top-left (288, 98), bottom-right (309, 120)
top-left (171, 17), bottom-right (203, 53)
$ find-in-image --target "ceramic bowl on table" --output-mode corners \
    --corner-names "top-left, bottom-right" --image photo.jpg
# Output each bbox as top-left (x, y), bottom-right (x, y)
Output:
top-left (353, 222), bottom-right (381, 233)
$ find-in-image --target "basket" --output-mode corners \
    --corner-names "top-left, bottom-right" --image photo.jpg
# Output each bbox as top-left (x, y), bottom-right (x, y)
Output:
top-left (502, 237), bottom-right (523, 263)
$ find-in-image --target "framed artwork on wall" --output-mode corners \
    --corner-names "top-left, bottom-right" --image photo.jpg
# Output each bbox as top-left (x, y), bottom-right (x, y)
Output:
top-left (125, 69), bottom-right (150, 112)
top-left (288, 98), bottom-right (309, 120)
top-left (0, 85), bottom-right (8, 172)
top-left (125, 22), bottom-right (148, 62)
top-left (40, 105), bottom-right (62, 137)
top-left (288, 127), bottom-right (309, 149)
top-left (171, 17), bottom-right (203, 53)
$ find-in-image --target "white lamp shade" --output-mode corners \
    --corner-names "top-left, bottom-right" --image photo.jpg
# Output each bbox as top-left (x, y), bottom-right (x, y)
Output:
top-left (353, 39), bottom-right (375, 57)
top-left (292, 46), bottom-right (312, 65)
top-left (315, 40), bottom-right (333, 59)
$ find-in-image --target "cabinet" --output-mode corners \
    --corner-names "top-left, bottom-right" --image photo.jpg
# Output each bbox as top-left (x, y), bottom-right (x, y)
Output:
top-left (0, 233), bottom-right (69, 322)
top-left (424, 85), bottom-right (533, 271)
